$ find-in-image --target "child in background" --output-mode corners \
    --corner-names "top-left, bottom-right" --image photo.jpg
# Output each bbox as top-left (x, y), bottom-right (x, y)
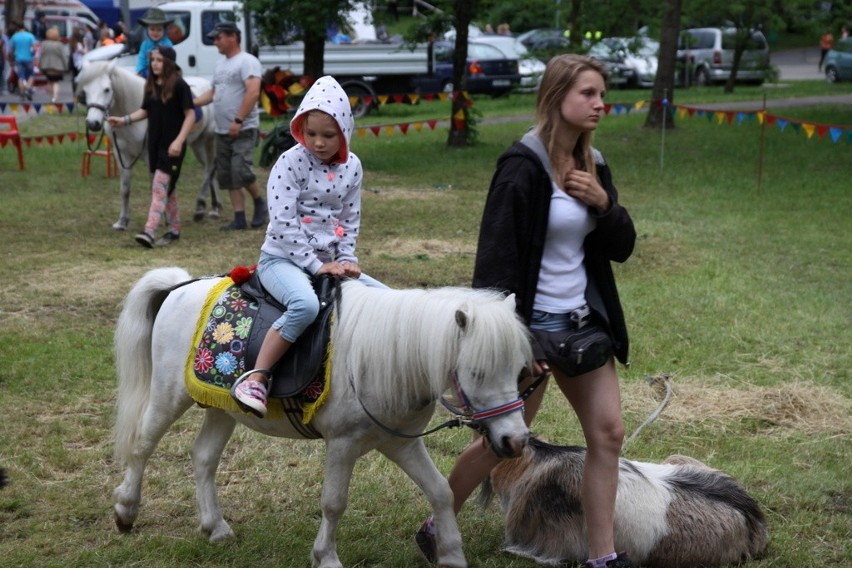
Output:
top-left (135, 8), bottom-right (174, 78)
top-left (108, 46), bottom-right (195, 248)
top-left (230, 75), bottom-right (383, 418)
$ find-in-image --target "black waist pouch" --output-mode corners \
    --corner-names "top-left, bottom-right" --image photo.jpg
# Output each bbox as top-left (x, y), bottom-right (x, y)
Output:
top-left (531, 324), bottom-right (613, 378)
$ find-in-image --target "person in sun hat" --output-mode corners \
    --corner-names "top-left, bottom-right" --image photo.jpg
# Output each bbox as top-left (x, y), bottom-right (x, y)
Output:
top-left (136, 7), bottom-right (174, 77)
top-left (108, 45), bottom-right (195, 248)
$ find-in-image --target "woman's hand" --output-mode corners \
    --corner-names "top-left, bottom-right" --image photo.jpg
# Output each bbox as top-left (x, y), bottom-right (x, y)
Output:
top-left (564, 169), bottom-right (610, 212)
top-left (106, 115), bottom-right (125, 128)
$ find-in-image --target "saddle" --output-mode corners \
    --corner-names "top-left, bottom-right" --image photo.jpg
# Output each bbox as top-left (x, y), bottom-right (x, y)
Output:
top-left (239, 273), bottom-right (336, 398)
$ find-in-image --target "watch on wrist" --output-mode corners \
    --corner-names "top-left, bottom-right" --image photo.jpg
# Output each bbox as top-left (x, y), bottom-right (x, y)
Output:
top-left (234, 117), bottom-right (243, 124)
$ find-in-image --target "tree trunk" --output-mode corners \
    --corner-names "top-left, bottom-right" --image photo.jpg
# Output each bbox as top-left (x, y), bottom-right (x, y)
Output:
top-left (5, 0), bottom-right (26, 25)
top-left (724, 42), bottom-right (745, 93)
top-left (645, 0), bottom-right (681, 129)
top-left (447, 0), bottom-right (475, 147)
top-left (302, 29), bottom-right (325, 81)
top-left (568, 0), bottom-right (583, 50)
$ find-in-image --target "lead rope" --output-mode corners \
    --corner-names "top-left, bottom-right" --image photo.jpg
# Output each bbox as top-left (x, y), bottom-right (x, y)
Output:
top-left (622, 374), bottom-right (673, 451)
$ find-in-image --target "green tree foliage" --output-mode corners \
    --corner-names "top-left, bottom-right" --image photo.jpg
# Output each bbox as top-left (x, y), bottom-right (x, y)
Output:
top-left (246, 0), bottom-right (358, 78)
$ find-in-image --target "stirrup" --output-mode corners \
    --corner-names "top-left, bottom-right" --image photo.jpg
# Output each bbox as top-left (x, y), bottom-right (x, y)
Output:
top-left (229, 368), bottom-right (273, 398)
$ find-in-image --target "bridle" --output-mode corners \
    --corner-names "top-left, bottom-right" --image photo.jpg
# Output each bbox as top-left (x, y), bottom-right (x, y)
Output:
top-left (84, 80), bottom-right (146, 170)
top-left (351, 370), bottom-right (532, 440)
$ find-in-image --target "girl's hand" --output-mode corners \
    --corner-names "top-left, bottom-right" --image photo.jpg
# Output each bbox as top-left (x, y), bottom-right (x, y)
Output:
top-left (106, 115), bottom-right (124, 128)
top-left (340, 262), bottom-right (361, 278)
top-left (167, 140), bottom-right (182, 157)
top-left (316, 262), bottom-right (347, 277)
top-left (564, 169), bottom-right (610, 212)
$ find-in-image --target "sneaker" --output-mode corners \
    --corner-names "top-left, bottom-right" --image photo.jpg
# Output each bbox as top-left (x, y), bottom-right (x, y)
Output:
top-left (232, 379), bottom-right (268, 418)
top-left (134, 232), bottom-right (155, 248)
top-left (584, 553), bottom-right (636, 568)
top-left (414, 517), bottom-right (437, 565)
top-left (220, 220), bottom-right (247, 231)
top-left (251, 199), bottom-right (268, 228)
top-left (156, 231), bottom-right (180, 246)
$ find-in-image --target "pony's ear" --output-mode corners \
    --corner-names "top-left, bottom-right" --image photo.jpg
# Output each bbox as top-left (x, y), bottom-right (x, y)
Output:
top-left (503, 293), bottom-right (516, 308)
top-left (455, 309), bottom-right (468, 330)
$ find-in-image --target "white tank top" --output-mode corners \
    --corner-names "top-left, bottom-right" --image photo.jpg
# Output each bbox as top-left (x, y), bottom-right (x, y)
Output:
top-left (533, 181), bottom-right (596, 313)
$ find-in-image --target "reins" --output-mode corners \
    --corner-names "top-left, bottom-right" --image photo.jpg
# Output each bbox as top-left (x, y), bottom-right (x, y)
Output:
top-left (83, 78), bottom-right (147, 170)
top-left (350, 369), bottom-right (536, 440)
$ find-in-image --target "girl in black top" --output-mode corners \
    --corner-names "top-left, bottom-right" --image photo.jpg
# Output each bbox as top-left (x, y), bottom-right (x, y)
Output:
top-left (108, 46), bottom-right (195, 248)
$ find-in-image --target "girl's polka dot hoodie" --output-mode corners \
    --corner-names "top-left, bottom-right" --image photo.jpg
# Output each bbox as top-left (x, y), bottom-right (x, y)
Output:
top-left (261, 75), bottom-right (361, 274)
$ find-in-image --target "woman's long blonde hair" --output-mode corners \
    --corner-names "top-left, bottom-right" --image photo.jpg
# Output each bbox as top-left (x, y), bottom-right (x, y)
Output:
top-left (535, 54), bottom-right (608, 177)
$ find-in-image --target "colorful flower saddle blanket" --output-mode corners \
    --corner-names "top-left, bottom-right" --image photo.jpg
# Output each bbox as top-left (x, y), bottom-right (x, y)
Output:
top-left (185, 271), bottom-right (336, 435)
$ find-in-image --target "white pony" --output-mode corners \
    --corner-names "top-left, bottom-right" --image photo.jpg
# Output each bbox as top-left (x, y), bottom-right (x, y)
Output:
top-left (76, 60), bottom-right (221, 231)
top-left (113, 267), bottom-right (533, 568)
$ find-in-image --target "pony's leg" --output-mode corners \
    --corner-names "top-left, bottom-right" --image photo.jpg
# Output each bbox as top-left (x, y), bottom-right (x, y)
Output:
top-left (311, 438), bottom-right (360, 568)
top-left (113, 164), bottom-right (132, 230)
top-left (192, 409), bottom-right (238, 542)
top-left (113, 395), bottom-right (194, 532)
top-left (381, 439), bottom-right (468, 568)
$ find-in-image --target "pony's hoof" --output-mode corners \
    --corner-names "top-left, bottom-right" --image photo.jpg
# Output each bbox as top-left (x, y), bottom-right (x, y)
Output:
top-left (193, 209), bottom-right (205, 222)
top-left (114, 510), bottom-right (134, 533)
top-left (208, 207), bottom-right (221, 220)
top-left (112, 219), bottom-right (129, 231)
top-left (201, 522), bottom-right (235, 543)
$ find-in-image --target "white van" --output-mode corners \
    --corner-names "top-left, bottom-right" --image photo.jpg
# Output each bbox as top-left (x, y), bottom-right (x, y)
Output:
top-left (678, 27), bottom-right (770, 86)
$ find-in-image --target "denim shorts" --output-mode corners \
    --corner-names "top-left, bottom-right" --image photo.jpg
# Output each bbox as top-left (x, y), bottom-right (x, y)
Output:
top-left (529, 306), bottom-right (591, 333)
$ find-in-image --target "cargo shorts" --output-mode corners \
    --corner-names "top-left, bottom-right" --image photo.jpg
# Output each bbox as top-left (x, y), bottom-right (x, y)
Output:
top-left (215, 129), bottom-right (258, 190)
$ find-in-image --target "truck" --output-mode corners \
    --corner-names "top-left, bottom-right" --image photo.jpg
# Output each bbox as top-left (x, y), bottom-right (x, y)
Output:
top-left (82, 0), bottom-right (436, 117)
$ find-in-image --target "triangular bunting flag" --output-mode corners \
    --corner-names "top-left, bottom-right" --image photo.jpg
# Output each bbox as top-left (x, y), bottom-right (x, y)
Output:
top-left (414, 122), bottom-right (424, 132)
top-left (427, 119), bottom-right (437, 130)
top-left (392, 95), bottom-right (405, 104)
top-left (829, 127), bottom-right (842, 143)
top-left (363, 96), bottom-right (374, 106)
top-left (357, 127), bottom-right (367, 138)
top-left (408, 94), bottom-right (419, 104)
top-left (370, 126), bottom-right (381, 137)
top-left (816, 125), bottom-right (829, 139)
top-left (399, 123), bottom-right (410, 134)
top-left (384, 126), bottom-right (395, 136)
top-left (777, 119), bottom-right (788, 132)
top-left (378, 95), bottom-right (389, 105)
top-left (603, 103), bottom-right (612, 115)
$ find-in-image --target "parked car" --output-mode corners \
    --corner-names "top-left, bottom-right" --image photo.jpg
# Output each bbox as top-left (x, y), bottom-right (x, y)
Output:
top-left (589, 36), bottom-right (658, 87)
top-left (517, 28), bottom-right (569, 52)
top-left (472, 35), bottom-right (546, 91)
top-left (427, 40), bottom-right (521, 96)
top-left (677, 27), bottom-right (770, 86)
top-left (824, 37), bottom-right (852, 83)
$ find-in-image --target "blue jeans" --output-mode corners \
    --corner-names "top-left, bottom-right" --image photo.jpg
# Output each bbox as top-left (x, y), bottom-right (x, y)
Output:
top-left (257, 251), bottom-right (386, 342)
top-left (529, 308), bottom-right (586, 332)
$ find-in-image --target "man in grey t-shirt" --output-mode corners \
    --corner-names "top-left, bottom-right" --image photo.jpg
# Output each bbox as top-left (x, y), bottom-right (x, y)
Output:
top-left (194, 20), bottom-right (267, 231)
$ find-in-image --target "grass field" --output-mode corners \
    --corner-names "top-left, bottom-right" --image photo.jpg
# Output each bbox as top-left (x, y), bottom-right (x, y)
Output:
top-left (0, 83), bottom-right (850, 567)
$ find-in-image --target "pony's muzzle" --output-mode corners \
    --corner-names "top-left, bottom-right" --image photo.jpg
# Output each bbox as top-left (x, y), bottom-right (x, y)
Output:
top-left (490, 430), bottom-right (529, 459)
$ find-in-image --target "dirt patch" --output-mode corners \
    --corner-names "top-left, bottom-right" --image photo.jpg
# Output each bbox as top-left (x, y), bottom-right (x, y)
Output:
top-left (624, 377), bottom-right (851, 436)
top-left (372, 238), bottom-right (475, 258)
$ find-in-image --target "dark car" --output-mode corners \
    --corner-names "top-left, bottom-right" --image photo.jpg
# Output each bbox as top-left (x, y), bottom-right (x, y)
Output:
top-left (824, 37), bottom-right (852, 83)
top-left (423, 40), bottom-right (521, 96)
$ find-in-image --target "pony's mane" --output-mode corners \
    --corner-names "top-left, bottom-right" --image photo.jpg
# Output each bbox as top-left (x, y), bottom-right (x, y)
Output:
top-left (333, 281), bottom-right (532, 415)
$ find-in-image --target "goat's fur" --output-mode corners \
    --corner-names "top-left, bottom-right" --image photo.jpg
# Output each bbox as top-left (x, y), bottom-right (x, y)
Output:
top-left (480, 437), bottom-right (768, 567)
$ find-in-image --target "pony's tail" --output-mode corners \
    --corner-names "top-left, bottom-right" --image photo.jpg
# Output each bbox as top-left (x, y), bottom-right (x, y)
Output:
top-left (113, 267), bottom-right (191, 467)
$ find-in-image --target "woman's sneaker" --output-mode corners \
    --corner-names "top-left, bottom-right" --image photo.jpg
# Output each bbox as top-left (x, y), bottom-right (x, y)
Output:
top-left (414, 517), bottom-right (437, 564)
top-left (232, 379), bottom-right (268, 418)
top-left (584, 553), bottom-right (636, 568)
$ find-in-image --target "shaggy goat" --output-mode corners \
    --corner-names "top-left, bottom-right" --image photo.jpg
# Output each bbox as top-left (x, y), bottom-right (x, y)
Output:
top-left (480, 437), bottom-right (768, 567)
